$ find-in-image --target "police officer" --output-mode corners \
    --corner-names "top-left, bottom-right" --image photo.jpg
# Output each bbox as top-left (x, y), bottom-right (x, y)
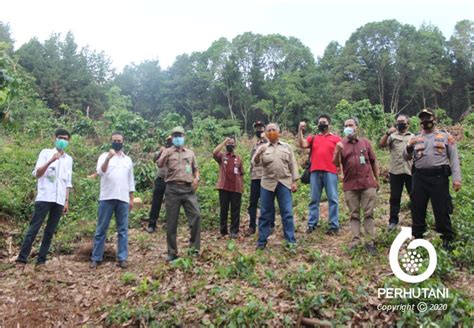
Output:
top-left (157, 126), bottom-right (201, 262)
top-left (404, 109), bottom-right (461, 250)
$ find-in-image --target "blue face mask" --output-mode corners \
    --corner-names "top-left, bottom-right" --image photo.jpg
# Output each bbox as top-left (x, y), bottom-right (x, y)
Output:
top-left (172, 136), bottom-right (185, 147)
top-left (343, 127), bottom-right (354, 137)
top-left (55, 138), bottom-right (69, 150)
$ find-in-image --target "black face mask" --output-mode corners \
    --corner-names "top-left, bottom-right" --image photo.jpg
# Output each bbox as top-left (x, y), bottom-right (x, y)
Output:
top-left (256, 130), bottom-right (263, 138)
top-left (111, 141), bottom-right (123, 151)
top-left (421, 120), bottom-right (434, 130)
top-left (397, 122), bottom-right (407, 131)
top-left (318, 123), bottom-right (329, 132)
top-left (226, 145), bottom-right (235, 152)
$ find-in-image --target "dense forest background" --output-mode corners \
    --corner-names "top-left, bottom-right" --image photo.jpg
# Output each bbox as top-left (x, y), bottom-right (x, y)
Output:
top-left (1, 19), bottom-right (473, 133)
top-left (1, 19), bottom-right (473, 327)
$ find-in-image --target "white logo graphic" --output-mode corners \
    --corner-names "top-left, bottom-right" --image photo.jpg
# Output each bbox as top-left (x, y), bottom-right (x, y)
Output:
top-left (389, 227), bottom-right (437, 283)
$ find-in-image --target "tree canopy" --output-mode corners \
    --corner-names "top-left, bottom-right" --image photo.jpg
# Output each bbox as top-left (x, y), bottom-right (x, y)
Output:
top-left (2, 19), bottom-right (473, 131)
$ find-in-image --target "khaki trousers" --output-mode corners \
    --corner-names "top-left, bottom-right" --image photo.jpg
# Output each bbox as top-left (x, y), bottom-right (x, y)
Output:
top-left (344, 188), bottom-right (377, 245)
top-left (165, 183), bottom-right (201, 257)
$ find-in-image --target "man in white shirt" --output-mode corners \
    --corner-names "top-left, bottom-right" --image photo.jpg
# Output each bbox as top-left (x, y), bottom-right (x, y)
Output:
top-left (16, 129), bottom-right (73, 267)
top-left (90, 132), bottom-right (135, 269)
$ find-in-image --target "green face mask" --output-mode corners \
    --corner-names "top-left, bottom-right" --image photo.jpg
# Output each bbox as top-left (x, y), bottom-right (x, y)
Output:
top-left (55, 138), bottom-right (69, 151)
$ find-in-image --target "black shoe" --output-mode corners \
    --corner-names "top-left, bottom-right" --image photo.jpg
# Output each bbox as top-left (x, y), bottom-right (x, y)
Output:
top-left (306, 226), bottom-right (316, 234)
top-left (117, 261), bottom-right (128, 269)
top-left (34, 262), bottom-right (46, 271)
top-left (256, 245), bottom-right (266, 251)
top-left (187, 248), bottom-right (200, 257)
top-left (285, 243), bottom-right (297, 253)
top-left (245, 227), bottom-right (256, 236)
top-left (442, 240), bottom-right (453, 251)
top-left (365, 243), bottom-right (377, 256)
top-left (89, 261), bottom-right (99, 269)
top-left (166, 255), bottom-right (180, 262)
top-left (326, 228), bottom-right (339, 235)
top-left (230, 233), bottom-right (238, 239)
top-left (146, 226), bottom-right (155, 234)
top-left (388, 223), bottom-right (397, 231)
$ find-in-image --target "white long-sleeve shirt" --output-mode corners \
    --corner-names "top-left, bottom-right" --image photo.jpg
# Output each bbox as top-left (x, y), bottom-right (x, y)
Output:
top-left (33, 148), bottom-right (73, 206)
top-left (97, 152), bottom-right (135, 203)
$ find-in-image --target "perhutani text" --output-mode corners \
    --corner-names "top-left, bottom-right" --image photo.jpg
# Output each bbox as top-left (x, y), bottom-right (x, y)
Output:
top-left (378, 288), bottom-right (449, 299)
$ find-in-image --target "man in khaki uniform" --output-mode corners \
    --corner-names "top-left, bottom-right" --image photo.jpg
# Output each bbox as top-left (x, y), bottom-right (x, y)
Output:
top-left (252, 123), bottom-right (299, 250)
top-left (158, 126), bottom-right (201, 262)
top-left (246, 121), bottom-right (274, 236)
top-left (379, 114), bottom-right (413, 231)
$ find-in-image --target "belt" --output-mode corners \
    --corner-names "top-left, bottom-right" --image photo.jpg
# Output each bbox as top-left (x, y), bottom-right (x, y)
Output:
top-left (414, 165), bottom-right (451, 176)
top-left (168, 181), bottom-right (191, 185)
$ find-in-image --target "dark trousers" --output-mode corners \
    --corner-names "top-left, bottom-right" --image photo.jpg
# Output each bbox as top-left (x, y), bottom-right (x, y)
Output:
top-left (389, 173), bottom-right (412, 224)
top-left (218, 190), bottom-right (242, 235)
top-left (17, 201), bottom-right (64, 264)
top-left (411, 173), bottom-right (454, 241)
top-left (247, 179), bottom-right (274, 230)
top-left (148, 176), bottom-right (167, 228)
top-left (247, 179), bottom-right (261, 229)
top-left (165, 183), bottom-right (201, 257)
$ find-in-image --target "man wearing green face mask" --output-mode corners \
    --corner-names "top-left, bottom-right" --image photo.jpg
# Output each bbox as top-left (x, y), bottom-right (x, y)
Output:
top-left (16, 128), bottom-right (73, 268)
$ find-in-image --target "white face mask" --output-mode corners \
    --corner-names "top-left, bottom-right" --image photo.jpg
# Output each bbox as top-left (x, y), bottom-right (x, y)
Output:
top-left (343, 127), bottom-right (354, 137)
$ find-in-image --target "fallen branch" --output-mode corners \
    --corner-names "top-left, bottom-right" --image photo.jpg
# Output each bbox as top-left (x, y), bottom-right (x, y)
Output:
top-left (297, 313), bottom-right (332, 327)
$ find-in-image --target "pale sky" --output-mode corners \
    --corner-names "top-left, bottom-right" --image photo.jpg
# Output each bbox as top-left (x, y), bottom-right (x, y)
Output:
top-left (1, 0), bottom-right (472, 72)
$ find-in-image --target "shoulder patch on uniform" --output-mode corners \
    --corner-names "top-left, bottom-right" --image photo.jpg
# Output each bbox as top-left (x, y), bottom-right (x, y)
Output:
top-left (447, 134), bottom-right (456, 145)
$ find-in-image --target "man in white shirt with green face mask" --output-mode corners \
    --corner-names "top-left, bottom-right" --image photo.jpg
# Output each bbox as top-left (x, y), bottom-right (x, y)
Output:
top-left (16, 128), bottom-right (73, 268)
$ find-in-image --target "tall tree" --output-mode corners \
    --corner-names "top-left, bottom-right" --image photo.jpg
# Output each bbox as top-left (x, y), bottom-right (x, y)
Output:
top-left (114, 59), bottom-right (164, 120)
top-left (446, 20), bottom-right (474, 119)
top-left (16, 32), bottom-right (112, 116)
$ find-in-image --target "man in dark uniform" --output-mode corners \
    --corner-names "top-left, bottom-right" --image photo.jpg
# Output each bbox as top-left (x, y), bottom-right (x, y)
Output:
top-left (158, 126), bottom-right (201, 261)
top-left (246, 121), bottom-right (275, 236)
top-left (404, 109), bottom-right (461, 250)
top-left (147, 136), bottom-right (172, 233)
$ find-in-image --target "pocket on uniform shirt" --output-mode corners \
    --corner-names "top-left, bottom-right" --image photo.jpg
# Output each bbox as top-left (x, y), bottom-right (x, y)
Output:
top-left (434, 142), bottom-right (446, 156)
top-left (280, 149), bottom-right (291, 163)
top-left (262, 151), bottom-right (272, 163)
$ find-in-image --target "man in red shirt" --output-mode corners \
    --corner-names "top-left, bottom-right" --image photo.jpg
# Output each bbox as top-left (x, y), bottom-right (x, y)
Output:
top-left (213, 137), bottom-right (244, 238)
top-left (298, 114), bottom-right (341, 234)
top-left (333, 118), bottom-right (379, 255)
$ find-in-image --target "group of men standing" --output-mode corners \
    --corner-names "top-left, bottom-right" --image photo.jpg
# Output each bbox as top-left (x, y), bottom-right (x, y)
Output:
top-left (15, 107), bottom-right (462, 269)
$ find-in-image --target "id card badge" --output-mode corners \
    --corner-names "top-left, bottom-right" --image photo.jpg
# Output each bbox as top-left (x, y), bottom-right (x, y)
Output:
top-left (234, 166), bottom-right (239, 175)
top-left (359, 155), bottom-right (366, 165)
top-left (185, 164), bottom-right (192, 174)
